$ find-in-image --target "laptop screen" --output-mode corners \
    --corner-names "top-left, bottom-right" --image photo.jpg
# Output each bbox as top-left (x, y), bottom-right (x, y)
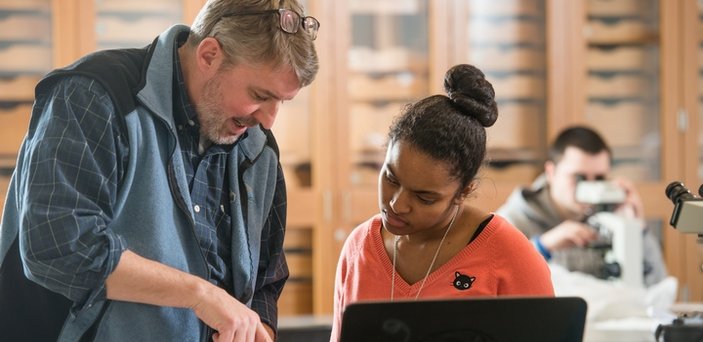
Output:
top-left (339, 296), bottom-right (587, 342)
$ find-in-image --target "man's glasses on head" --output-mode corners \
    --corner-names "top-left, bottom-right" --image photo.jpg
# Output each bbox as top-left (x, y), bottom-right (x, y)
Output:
top-left (222, 6), bottom-right (320, 40)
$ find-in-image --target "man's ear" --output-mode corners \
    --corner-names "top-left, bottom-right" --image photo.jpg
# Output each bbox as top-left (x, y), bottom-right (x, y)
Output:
top-left (544, 160), bottom-right (556, 182)
top-left (196, 37), bottom-right (223, 75)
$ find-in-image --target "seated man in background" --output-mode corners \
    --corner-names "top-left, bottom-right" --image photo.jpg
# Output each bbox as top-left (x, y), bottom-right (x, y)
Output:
top-left (497, 125), bottom-right (667, 287)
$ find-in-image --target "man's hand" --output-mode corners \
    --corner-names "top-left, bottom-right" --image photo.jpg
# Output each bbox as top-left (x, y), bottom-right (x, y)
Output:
top-left (540, 220), bottom-right (598, 252)
top-left (105, 251), bottom-right (273, 342)
top-left (191, 286), bottom-right (273, 342)
top-left (612, 177), bottom-right (645, 223)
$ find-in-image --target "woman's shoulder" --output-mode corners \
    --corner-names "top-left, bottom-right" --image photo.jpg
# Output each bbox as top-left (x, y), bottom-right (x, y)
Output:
top-left (478, 213), bottom-right (537, 249)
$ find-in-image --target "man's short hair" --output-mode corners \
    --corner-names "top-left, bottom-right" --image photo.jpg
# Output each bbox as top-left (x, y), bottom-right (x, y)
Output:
top-left (548, 126), bottom-right (611, 164)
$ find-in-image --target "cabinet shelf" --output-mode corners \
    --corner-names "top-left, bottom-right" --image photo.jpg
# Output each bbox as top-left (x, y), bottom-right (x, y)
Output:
top-left (0, 0), bottom-right (48, 12)
top-left (0, 44), bottom-right (51, 74)
top-left (349, 0), bottom-right (420, 15)
top-left (0, 75), bottom-right (40, 102)
top-left (0, 14), bottom-right (51, 41)
top-left (96, 0), bottom-right (181, 16)
top-left (586, 20), bottom-right (659, 44)
top-left (466, 0), bottom-right (542, 17)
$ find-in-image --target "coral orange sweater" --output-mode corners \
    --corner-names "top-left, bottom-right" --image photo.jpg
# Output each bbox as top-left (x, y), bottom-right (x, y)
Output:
top-left (331, 214), bottom-right (554, 341)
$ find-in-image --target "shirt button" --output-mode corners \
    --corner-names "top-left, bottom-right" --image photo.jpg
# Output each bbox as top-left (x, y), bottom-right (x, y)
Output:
top-left (194, 205), bottom-right (201, 213)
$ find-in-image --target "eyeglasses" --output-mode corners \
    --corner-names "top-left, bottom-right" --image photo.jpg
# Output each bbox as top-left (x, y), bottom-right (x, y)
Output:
top-left (222, 5), bottom-right (320, 40)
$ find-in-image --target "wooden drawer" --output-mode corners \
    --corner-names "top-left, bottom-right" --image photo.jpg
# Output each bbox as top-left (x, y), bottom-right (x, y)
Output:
top-left (278, 280), bottom-right (312, 316)
top-left (587, 47), bottom-right (653, 71)
top-left (349, 73), bottom-right (427, 102)
top-left (0, 44), bottom-right (51, 73)
top-left (0, 0), bottom-right (48, 11)
top-left (349, 103), bottom-right (400, 154)
top-left (491, 74), bottom-right (545, 100)
top-left (284, 227), bottom-right (312, 251)
top-left (586, 19), bottom-right (655, 43)
top-left (469, 46), bottom-right (545, 72)
top-left (96, 16), bottom-right (174, 45)
top-left (588, 0), bottom-right (650, 17)
top-left (0, 105), bottom-right (31, 155)
top-left (0, 176), bottom-right (9, 220)
top-left (286, 252), bottom-right (312, 279)
top-left (488, 103), bottom-right (542, 149)
top-left (585, 102), bottom-right (650, 147)
top-left (348, 47), bottom-right (423, 74)
top-left (469, 19), bottom-right (543, 45)
top-left (611, 163), bottom-right (649, 182)
top-left (97, 0), bottom-right (182, 14)
top-left (467, 0), bottom-right (542, 17)
top-left (0, 76), bottom-right (39, 102)
top-left (285, 189), bottom-right (315, 227)
top-left (350, 165), bottom-right (380, 187)
top-left (0, 14), bottom-right (50, 41)
top-left (349, 0), bottom-right (420, 14)
top-left (587, 74), bottom-right (651, 99)
top-left (482, 163), bottom-right (541, 183)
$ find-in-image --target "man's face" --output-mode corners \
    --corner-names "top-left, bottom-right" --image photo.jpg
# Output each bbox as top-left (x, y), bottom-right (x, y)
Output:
top-left (196, 62), bottom-right (300, 145)
top-left (545, 146), bottom-right (611, 220)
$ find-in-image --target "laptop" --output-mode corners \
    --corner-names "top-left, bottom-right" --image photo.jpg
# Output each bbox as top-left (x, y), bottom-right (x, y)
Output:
top-left (339, 296), bottom-right (587, 342)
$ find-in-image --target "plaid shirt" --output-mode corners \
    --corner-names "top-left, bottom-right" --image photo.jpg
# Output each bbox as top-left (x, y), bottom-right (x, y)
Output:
top-left (19, 35), bottom-right (288, 332)
top-left (172, 41), bottom-right (235, 294)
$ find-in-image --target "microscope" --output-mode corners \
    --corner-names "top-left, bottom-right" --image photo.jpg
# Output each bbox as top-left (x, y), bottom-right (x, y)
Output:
top-left (576, 180), bottom-right (643, 288)
top-left (655, 181), bottom-right (703, 342)
top-left (665, 181), bottom-right (703, 241)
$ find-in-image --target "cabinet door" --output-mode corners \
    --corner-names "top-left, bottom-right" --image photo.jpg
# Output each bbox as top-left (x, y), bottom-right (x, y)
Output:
top-left (274, 84), bottom-right (318, 317)
top-left (583, 0), bottom-right (662, 182)
top-left (681, 0), bottom-right (703, 302)
top-left (548, 0), bottom-right (687, 297)
top-left (0, 0), bottom-right (54, 213)
top-left (318, 0), bottom-right (436, 313)
top-left (0, 0), bottom-right (52, 173)
top-left (449, 0), bottom-right (548, 211)
top-left (93, 0), bottom-right (185, 50)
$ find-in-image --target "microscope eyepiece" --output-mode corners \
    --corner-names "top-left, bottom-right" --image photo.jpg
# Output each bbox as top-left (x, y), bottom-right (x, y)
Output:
top-left (666, 181), bottom-right (697, 204)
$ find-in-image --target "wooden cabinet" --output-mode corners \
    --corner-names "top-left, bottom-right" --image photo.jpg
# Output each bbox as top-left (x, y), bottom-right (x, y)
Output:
top-left (0, 0), bottom-right (51, 171)
top-left (543, 0), bottom-right (700, 302)
top-left (310, 0), bottom-right (703, 313)
top-left (0, 0), bottom-right (325, 319)
top-left (680, 0), bottom-right (703, 303)
top-left (1, 0), bottom-right (701, 318)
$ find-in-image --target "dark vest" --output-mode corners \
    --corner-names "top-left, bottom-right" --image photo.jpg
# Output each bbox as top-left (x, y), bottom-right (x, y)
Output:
top-left (0, 42), bottom-right (155, 342)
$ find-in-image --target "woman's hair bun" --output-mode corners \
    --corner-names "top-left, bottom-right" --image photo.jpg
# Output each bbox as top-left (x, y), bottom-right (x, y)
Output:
top-left (443, 64), bottom-right (498, 127)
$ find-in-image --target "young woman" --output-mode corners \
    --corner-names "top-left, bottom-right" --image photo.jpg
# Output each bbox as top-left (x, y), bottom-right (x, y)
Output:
top-left (331, 64), bottom-right (554, 341)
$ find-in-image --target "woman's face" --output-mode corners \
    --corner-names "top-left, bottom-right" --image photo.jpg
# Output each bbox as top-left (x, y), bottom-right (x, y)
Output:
top-left (378, 140), bottom-right (462, 239)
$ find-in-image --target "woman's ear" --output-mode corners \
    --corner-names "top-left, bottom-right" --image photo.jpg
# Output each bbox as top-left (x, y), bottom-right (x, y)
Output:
top-left (455, 181), bottom-right (478, 204)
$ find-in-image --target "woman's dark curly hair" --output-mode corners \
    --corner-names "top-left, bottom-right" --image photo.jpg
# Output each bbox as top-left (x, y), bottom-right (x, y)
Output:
top-left (387, 64), bottom-right (498, 190)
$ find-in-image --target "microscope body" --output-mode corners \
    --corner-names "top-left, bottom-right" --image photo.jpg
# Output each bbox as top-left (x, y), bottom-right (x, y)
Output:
top-left (576, 180), bottom-right (643, 287)
top-left (586, 212), bottom-right (644, 288)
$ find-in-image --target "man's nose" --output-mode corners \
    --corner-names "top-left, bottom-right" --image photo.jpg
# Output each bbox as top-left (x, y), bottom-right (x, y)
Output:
top-left (254, 101), bottom-right (280, 129)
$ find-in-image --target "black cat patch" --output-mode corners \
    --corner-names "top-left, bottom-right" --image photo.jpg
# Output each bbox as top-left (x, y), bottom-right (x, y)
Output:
top-left (453, 271), bottom-right (475, 290)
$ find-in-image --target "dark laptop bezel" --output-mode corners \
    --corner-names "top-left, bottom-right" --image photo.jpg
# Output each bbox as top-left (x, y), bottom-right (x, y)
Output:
top-left (340, 296), bottom-right (587, 342)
